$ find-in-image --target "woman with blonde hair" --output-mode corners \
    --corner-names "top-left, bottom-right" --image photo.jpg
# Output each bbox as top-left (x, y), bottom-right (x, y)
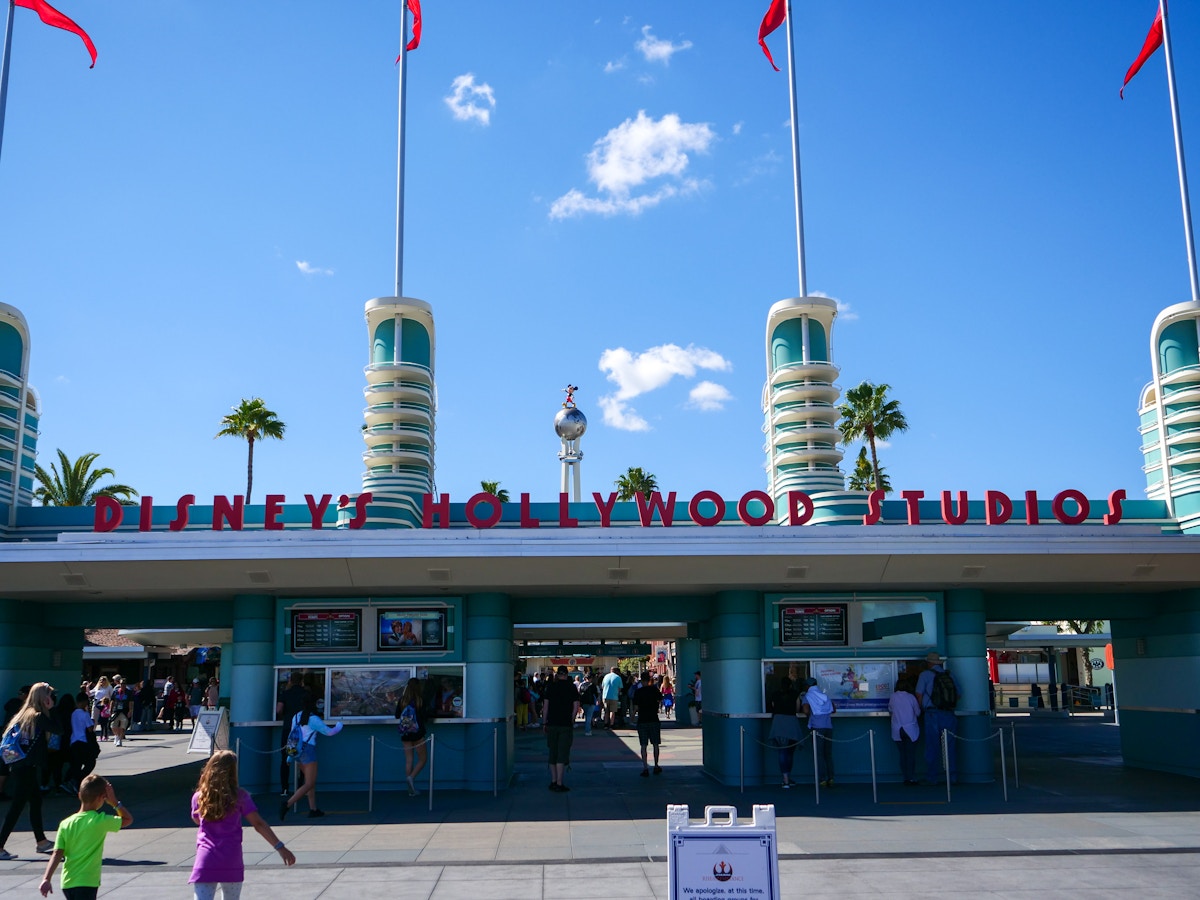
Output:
top-left (190, 750), bottom-right (294, 898)
top-left (87, 676), bottom-right (111, 729)
top-left (0, 682), bottom-right (59, 859)
top-left (394, 678), bottom-right (427, 796)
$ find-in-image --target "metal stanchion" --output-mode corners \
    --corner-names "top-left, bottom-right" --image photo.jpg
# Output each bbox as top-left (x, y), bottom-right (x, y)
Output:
top-left (941, 729), bottom-right (950, 802)
top-left (368, 734), bottom-right (376, 813)
top-left (235, 738), bottom-right (241, 781)
top-left (868, 729), bottom-right (877, 804)
top-left (427, 733), bottom-right (435, 812)
top-left (739, 726), bottom-right (745, 794)
top-left (493, 726), bottom-right (498, 798)
top-left (812, 731), bottom-right (820, 805)
top-left (998, 727), bottom-right (1008, 802)
top-left (1010, 722), bottom-right (1019, 789)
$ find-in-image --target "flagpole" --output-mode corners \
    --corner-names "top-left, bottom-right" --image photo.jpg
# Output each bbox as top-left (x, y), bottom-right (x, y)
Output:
top-left (0, 0), bottom-right (15, 168)
top-left (1159, 0), bottom-right (1200, 304)
top-left (783, 0), bottom-right (808, 298)
top-left (394, 2), bottom-right (410, 299)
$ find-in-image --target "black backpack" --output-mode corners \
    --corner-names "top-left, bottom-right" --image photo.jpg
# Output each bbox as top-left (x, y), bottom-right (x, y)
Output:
top-left (931, 670), bottom-right (958, 711)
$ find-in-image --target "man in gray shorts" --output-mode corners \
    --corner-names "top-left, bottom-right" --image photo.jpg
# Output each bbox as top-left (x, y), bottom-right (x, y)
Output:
top-left (601, 666), bottom-right (623, 729)
top-left (633, 672), bottom-right (664, 776)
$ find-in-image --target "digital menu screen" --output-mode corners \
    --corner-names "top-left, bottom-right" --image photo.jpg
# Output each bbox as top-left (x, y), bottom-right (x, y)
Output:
top-left (291, 610), bottom-right (362, 653)
top-left (779, 604), bottom-right (848, 647)
top-left (377, 609), bottom-right (447, 651)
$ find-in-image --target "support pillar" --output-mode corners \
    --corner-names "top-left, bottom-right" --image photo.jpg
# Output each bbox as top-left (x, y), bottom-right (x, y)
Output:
top-left (675, 636), bottom-right (701, 728)
top-left (701, 591), bottom-right (763, 785)
top-left (227, 595), bottom-right (275, 789)
top-left (944, 589), bottom-right (990, 784)
top-left (0, 599), bottom-right (79, 701)
top-left (463, 593), bottom-right (513, 791)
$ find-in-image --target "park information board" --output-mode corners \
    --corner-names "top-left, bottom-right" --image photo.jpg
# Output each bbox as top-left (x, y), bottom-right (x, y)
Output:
top-left (779, 604), bottom-right (847, 647)
top-left (667, 805), bottom-right (779, 900)
top-left (187, 708), bottom-right (229, 756)
top-left (292, 610), bottom-right (362, 653)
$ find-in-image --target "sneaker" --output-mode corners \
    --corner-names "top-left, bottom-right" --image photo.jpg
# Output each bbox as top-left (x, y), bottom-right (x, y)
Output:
top-left (653, 766), bottom-right (662, 775)
top-left (782, 782), bottom-right (791, 789)
top-left (640, 768), bottom-right (649, 777)
top-left (280, 789), bottom-right (290, 797)
top-left (307, 809), bottom-right (325, 819)
top-left (59, 783), bottom-right (76, 796)
top-left (36, 840), bottom-right (54, 854)
top-left (278, 800), bottom-right (289, 822)
top-left (0, 848), bottom-right (13, 861)
top-left (556, 784), bottom-right (569, 792)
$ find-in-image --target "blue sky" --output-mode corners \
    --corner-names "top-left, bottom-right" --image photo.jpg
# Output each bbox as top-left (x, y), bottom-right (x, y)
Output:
top-left (2, 2), bottom-right (1195, 508)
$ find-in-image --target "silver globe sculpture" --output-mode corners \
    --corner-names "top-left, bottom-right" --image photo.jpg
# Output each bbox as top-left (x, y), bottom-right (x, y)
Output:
top-left (554, 406), bottom-right (588, 440)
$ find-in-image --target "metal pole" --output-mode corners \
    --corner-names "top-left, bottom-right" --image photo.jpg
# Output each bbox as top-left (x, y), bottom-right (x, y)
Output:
top-left (1010, 722), bottom-right (1020, 790)
top-left (493, 726), bottom-right (498, 798)
top-left (394, 1), bottom-right (410, 298)
top-left (427, 733), bottom-right (434, 812)
top-left (0, 0), bottom-right (15, 168)
top-left (739, 726), bottom-right (744, 794)
top-left (942, 729), bottom-right (950, 802)
top-left (235, 737), bottom-right (241, 783)
top-left (812, 731), bottom-right (820, 805)
top-left (368, 735), bottom-right (375, 813)
top-left (1160, 0), bottom-right (1200, 304)
top-left (869, 729), bottom-right (877, 804)
top-left (783, 0), bottom-right (808, 297)
top-left (1112, 670), bottom-right (1121, 727)
top-left (998, 729), bottom-right (1008, 802)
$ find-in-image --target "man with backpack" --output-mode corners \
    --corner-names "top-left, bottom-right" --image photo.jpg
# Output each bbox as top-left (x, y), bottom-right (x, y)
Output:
top-left (915, 651), bottom-right (961, 785)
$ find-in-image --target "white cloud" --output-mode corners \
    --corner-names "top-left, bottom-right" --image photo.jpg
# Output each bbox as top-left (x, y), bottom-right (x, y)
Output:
top-left (732, 121), bottom-right (743, 136)
top-left (444, 73), bottom-right (496, 126)
top-left (54, 375), bottom-right (69, 385)
top-left (597, 343), bottom-right (731, 431)
top-left (296, 260), bottom-right (333, 276)
top-left (687, 381), bottom-right (732, 412)
top-left (636, 25), bottom-right (692, 64)
top-left (550, 111), bottom-right (715, 220)
top-left (604, 59), bottom-right (626, 74)
top-left (810, 291), bottom-right (859, 322)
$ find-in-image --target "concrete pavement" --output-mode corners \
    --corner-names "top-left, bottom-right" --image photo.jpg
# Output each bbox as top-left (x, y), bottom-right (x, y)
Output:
top-left (0, 713), bottom-right (1197, 897)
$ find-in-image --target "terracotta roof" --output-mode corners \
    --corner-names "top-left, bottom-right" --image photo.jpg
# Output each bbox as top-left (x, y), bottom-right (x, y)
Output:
top-left (84, 629), bottom-right (144, 649)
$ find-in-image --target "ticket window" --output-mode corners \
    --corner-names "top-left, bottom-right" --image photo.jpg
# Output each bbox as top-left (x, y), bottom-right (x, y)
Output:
top-left (762, 661), bottom-right (811, 711)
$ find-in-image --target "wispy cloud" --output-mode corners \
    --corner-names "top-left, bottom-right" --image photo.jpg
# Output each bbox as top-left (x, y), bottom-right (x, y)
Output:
top-left (296, 261), bottom-right (334, 277)
top-left (550, 111), bottom-right (715, 220)
top-left (598, 343), bottom-right (731, 431)
top-left (687, 381), bottom-right (732, 412)
top-left (445, 73), bottom-right (496, 125)
top-left (603, 58), bottom-right (626, 74)
top-left (636, 25), bottom-right (692, 64)
top-left (732, 121), bottom-right (743, 136)
top-left (811, 291), bottom-right (859, 322)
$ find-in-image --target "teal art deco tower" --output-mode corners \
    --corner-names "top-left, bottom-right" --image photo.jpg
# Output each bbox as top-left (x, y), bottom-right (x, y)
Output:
top-left (0, 303), bottom-right (40, 520)
top-left (1140, 301), bottom-right (1200, 533)
top-left (361, 298), bottom-right (435, 528)
top-left (762, 297), bottom-right (845, 504)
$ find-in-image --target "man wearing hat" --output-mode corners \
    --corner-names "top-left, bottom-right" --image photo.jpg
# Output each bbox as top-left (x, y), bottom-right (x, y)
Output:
top-left (543, 665), bottom-right (580, 793)
top-left (915, 651), bottom-right (960, 784)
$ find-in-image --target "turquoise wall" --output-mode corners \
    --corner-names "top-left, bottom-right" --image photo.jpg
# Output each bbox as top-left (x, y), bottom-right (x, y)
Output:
top-left (0, 322), bottom-right (23, 376)
top-left (771, 319), bottom-right (805, 368)
top-left (401, 319), bottom-right (431, 368)
top-left (1159, 320), bottom-right (1200, 374)
top-left (372, 320), bottom-right (394, 364)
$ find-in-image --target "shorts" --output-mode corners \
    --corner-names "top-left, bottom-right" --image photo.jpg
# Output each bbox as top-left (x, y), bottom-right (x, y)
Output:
top-left (401, 729), bottom-right (426, 745)
top-left (295, 743), bottom-right (317, 766)
top-left (637, 722), bottom-right (662, 747)
top-left (112, 713), bottom-right (129, 729)
top-left (545, 725), bottom-right (573, 766)
top-left (603, 699), bottom-right (619, 714)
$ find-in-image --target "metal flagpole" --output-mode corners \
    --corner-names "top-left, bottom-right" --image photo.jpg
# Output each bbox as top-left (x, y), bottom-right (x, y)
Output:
top-left (783, 0), bottom-right (808, 298)
top-left (394, 2), bottom-right (410, 299)
top-left (0, 0), bottom-right (16, 168)
top-left (1159, 0), bottom-right (1200, 305)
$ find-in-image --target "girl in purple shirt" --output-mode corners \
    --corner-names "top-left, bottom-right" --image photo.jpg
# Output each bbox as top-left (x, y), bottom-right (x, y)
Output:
top-left (190, 751), bottom-right (295, 899)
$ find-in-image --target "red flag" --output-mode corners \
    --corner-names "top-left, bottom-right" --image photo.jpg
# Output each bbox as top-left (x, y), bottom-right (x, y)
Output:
top-left (1121, 6), bottom-right (1164, 99)
top-left (406, 0), bottom-right (422, 52)
top-left (758, 0), bottom-right (786, 72)
top-left (396, 0), bottom-right (422, 61)
top-left (14, 0), bottom-right (96, 69)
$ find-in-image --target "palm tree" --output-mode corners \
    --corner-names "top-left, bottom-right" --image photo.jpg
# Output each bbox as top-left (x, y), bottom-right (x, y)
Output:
top-left (614, 466), bottom-right (658, 501)
top-left (480, 480), bottom-right (510, 503)
top-left (215, 398), bottom-right (286, 504)
top-left (33, 450), bottom-right (138, 506)
top-left (837, 382), bottom-right (908, 494)
top-left (847, 447), bottom-right (890, 493)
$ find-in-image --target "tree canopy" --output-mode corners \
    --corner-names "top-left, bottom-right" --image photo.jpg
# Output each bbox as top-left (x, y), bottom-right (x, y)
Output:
top-left (838, 382), bottom-right (908, 494)
top-left (216, 397), bottom-right (286, 505)
top-left (34, 450), bottom-right (138, 507)
top-left (614, 466), bottom-right (658, 501)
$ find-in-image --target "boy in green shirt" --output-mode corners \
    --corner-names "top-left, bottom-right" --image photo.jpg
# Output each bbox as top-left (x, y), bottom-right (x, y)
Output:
top-left (39, 774), bottom-right (133, 899)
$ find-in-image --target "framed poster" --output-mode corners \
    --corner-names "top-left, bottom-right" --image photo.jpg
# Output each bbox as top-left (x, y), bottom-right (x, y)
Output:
top-left (377, 608), bottom-right (446, 651)
top-left (328, 667), bottom-right (415, 718)
top-left (809, 660), bottom-right (896, 712)
top-left (291, 610), bottom-right (361, 653)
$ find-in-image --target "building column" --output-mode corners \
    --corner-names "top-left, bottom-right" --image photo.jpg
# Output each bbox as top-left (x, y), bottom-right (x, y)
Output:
top-left (227, 595), bottom-right (275, 789)
top-left (675, 637), bottom-right (701, 728)
top-left (702, 591), bottom-right (763, 785)
top-left (0, 599), bottom-right (80, 701)
top-left (944, 589), bottom-right (990, 784)
top-left (463, 593), bottom-right (512, 791)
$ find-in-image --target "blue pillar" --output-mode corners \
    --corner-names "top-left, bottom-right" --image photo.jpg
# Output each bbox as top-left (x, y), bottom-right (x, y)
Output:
top-left (0, 599), bottom-right (80, 700)
top-left (675, 637), bottom-right (701, 727)
top-left (463, 593), bottom-right (512, 791)
top-left (944, 589), bottom-right (990, 784)
top-left (228, 595), bottom-right (275, 789)
top-left (702, 591), bottom-right (763, 785)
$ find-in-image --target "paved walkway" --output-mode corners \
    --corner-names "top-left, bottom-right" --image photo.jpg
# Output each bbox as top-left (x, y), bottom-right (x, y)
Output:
top-left (0, 714), bottom-right (1197, 897)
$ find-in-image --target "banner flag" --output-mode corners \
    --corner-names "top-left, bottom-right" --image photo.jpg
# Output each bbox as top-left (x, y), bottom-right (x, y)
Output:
top-left (1122, 6), bottom-right (1164, 99)
top-left (14, 0), bottom-right (96, 68)
top-left (758, 0), bottom-right (786, 72)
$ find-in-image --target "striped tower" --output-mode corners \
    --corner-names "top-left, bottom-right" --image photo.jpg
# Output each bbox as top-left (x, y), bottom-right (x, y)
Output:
top-left (763, 298), bottom-right (866, 525)
top-left (0, 303), bottom-right (39, 523)
top-left (1139, 301), bottom-right (1200, 533)
top-left (360, 297), bottom-right (436, 528)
